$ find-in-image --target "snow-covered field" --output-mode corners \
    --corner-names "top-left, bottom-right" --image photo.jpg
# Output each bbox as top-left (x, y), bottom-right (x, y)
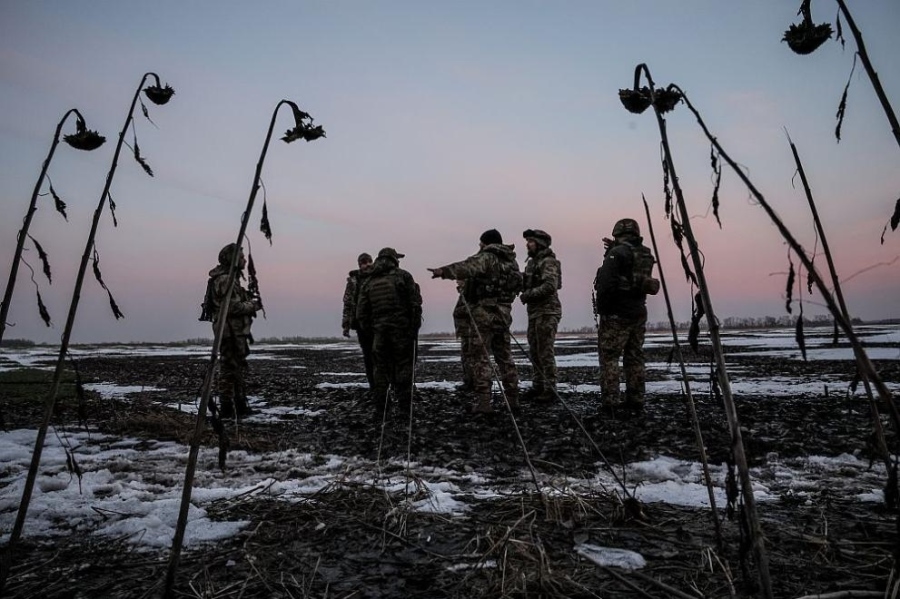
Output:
top-left (1, 324), bottom-right (897, 566)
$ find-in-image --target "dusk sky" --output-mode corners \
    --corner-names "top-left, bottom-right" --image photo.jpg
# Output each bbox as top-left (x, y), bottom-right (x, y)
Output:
top-left (1, 1), bottom-right (898, 344)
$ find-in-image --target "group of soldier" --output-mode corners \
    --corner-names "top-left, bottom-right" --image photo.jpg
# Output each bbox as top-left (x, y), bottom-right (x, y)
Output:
top-left (207, 219), bottom-right (659, 421)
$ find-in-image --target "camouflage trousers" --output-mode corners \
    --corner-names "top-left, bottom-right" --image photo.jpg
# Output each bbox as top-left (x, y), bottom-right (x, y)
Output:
top-left (597, 314), bottom-right (647, 405)
top-left (454, 316), bottom-right (475, 389)
top-left (218, 335), bottom-right (250, 413)
top-left (468, 304), bottom-right (519, 405)
top-left (371, 325), bottom-right (417, 416)
top-left (355, 327), bottom-right (376, 389)
top-left (527, 314), bottom-right (559, 395)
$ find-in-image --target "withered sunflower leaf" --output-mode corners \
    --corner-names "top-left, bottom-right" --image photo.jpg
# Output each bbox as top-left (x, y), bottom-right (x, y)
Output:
top-left (680, 253), bottom-right (697, 287)
top-left (260, 201), bottom-right (273, 244)
top-left (49, 184), bottom-right (68, 221)
top-left (108, 192), bottom-right (118, 228)
top-left (92, 254), bottom-right (105, 286)
top-left (107, 289), bottom-right (124, 320)
top-left (795, 315), bottom-right (807, 361)
top-left (835, 9), bottom-right (845, 49)
top-left (140, 98), bottom-right (158, 127)
top-left (36, 289), bottom-right (52, 327)
top-left (785, 258), bottom-right (796, 314)
top-left (30, 236), bottom-right (52, 283)
top-left (711, 160), bottom-right (722, 228)
top-left (835, 55), bottom-right (857, 143)
top-left (133, 136), bottom-right (154, 177)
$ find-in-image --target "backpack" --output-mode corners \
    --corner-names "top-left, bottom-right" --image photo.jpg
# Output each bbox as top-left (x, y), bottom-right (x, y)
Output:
top-left (623, 243), bottom-right (660, 296)
top-left (492, 253), bottom-right (523, 303)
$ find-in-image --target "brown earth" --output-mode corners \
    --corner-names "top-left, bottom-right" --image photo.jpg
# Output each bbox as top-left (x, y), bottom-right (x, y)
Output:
top-left (2, 335), bottom-right (898, 598)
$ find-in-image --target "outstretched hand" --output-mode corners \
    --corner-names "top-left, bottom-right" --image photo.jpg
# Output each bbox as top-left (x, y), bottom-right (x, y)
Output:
top-left (428, 268), bottom-right (443, 279)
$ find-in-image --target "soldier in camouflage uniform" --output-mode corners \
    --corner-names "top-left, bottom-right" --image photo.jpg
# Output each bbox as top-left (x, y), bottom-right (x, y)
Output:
top-left (452, 280), bottom-right (476, 392)
top-left (429, 229), bottom-right (522, 414)
top-left (593, 219), bottom-right (660, 411)
top-left (208, 243), bottom-right (262, 419)
top-left (356, 248), bottom-right (423, 418)
top-left (520, 229), bottom-right (562, 403)
top-left (342, 252), bottom-right (375, 390)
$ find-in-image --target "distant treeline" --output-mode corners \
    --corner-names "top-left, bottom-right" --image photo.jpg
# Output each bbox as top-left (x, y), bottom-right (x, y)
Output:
top-left (563, 314), bottom-right (881, 335)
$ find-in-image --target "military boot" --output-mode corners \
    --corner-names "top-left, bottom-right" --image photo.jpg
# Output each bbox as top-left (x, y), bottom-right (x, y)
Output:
top-left (471, 393), bottom-right (494, 414)
top-left (235, 393), bottom-right (252, 417)
top-left (218, 396), bottom-right (235, 420)
top-left (536, 382), bottom-right (556, 403)
top-left (623, 391), bottom-right (645, 413)
top-left (505, 390), bottom-right (521, 414)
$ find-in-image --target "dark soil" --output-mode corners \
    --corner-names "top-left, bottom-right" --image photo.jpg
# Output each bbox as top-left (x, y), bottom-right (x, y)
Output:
top-left (2, 335), bottom-right (898, 598)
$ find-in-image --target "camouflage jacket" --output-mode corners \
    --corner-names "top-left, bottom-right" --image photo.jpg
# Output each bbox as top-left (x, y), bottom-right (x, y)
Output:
top-left (594, 237), bottom-right (652, 319)
top-left (521, 246), bottom-right (562, 319)
top-left (341, 268), bottom-right (370, 331)
top-left (436, 243), bottom-right (522, 308)
top-left (356, 258), bottom-right (422, 332)
top-left (208, 265), bottom-right (258, 338)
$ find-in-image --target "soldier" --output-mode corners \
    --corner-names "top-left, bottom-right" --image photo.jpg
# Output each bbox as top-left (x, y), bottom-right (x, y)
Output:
top-left (593, 218), bottom-right (660, 411)
top-left (206, 243), bottom-right (262, 419)
top-left (428, 229), bottom-right (522, 414)
top-left (452, 280), bottom-right (476, 392)
top-left (342, 252), bottom-right (375, 390)
top-left (520, 229), bottom-right (562, 403)
top-left (356, 248), bottom-right (422, 419)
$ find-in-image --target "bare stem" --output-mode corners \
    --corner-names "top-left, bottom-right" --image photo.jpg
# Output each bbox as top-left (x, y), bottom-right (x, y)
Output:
top-left (635, 63), bottom-right (773, 599)
top-left (786, 133), bottom-right (894, 472)
top-left (641, 195), bottom-right (723, 549)
top-left (164, 99), bottom-right (308, 597)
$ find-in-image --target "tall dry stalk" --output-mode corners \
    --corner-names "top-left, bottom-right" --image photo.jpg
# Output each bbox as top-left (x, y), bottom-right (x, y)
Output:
top-left (0, 109), bottom-right (105, 344)
top-left (641, 195), bottom-right (723, 549)
top-left (786, 133), bottom-right (896, 497)
top-left (0, 72), bottom-right (173, 594)
top-left (620, 63), bottom-right (773, 599)
top-left (164, 100), bottom-right (324, 598)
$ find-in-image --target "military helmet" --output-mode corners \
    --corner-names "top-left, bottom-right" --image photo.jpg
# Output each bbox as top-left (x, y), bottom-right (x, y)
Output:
top-left (612, 218), bottom-right (640, 238)
top-left (377, 247), bottom-right (405, 261)
top-left (523, 228), bottom-right (552, 247)
top-left (218, 243), bottom-right (241, 265)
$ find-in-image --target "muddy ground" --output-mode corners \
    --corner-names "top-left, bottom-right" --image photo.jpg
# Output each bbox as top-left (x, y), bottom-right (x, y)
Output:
top-left (2, 334), bottom-right (898, 599)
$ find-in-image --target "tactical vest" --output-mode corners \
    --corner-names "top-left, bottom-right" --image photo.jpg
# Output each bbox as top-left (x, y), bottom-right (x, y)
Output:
top-left (524, 252), bottom-right (562, 292)
top-left (364, 268), bottom-right (421, 328)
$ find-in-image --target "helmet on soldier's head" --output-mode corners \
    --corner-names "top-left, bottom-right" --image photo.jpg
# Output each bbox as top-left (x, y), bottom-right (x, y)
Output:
top-left (218, 243), bottom-right (241, 265)
top-left (377, 247), bottom-right (405, 262)
top-left (357, 252), bottom-right (373, 265)
top-left (612, 218), bottom-right (640, 238)
top-left (523, 229), bottom-right (552, 247)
